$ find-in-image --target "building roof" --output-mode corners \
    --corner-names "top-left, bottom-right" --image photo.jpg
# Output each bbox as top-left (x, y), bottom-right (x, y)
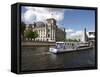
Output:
top-left (87, 32), bottom-right (95, 38)
top-left (35, 22), bottom-right (45, 27)
top-left (88, 35), bottom-right (95, 38)
top-left (46, 18), bottom-right (56, 21)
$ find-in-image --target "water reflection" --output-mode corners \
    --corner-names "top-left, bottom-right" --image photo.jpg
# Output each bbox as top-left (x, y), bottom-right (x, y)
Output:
top-left (21, 46), bottom-right (95, 71)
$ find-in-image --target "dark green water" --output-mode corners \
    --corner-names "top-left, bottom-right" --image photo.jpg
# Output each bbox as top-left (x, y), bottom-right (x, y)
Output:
top-left (21, 46), bottom-right (95, 71)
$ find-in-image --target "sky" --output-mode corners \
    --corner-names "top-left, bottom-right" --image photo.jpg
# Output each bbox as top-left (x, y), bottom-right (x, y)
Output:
top-left (21, 6), bottom-right (95, 39)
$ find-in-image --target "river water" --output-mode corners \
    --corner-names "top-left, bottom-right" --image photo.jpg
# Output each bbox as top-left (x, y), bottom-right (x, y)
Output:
top-left (21, 46), bottom-right (95, 71)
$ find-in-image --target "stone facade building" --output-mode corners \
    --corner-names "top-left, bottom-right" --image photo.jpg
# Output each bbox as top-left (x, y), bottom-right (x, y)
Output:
top-left (87, 31), bottom-right (95, 45)
top-left (25, 18), bottom-right (66, 42)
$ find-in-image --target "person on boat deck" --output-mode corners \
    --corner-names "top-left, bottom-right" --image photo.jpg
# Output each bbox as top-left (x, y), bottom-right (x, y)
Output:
top-left (56, 44), bottom-right (60, 49)
top-left (72, 43), bottom-right (74, 49)
top-left (56, 43), bottom-right (65, 49)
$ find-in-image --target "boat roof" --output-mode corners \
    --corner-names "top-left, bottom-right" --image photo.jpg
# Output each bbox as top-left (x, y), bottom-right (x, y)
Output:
top-left (56, 42), bottom-right (65, 43)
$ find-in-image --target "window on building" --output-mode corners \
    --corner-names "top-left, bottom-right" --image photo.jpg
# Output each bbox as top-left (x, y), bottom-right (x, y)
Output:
top-left (89, 32), bottom-right (95, 36)
top-left (48, 34), bottom-right (50, 37)
top-left (48, 29), bottom-right (50, 32)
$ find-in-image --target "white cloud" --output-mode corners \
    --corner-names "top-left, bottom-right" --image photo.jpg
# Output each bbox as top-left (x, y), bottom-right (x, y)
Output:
top-left (66, 29), bottom-right (83, 40)
top-left (65, 29), bottom-right (74, 33)
top-left (22, 6), bottom-right (65, 24)
top-left (21, 13), bottom-right (24, 22)
top-left (23, 10), bottom-right (36, 24)
top-left (70, 31), bottom-right (83, 37)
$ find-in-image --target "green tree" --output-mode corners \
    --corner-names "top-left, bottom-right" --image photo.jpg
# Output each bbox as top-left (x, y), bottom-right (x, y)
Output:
top-left (65, 38), bottom-right (79, 42)
top-left (25, 30), bottom-right (33, 40)
top-left (79, 39), bottom-right (80, 42)
top-left (73, 39), bottom-right (78, 42)
top-left (33, 31), bottom-right (38, 40)
top-left (25, 30), bottom-right (38, 41)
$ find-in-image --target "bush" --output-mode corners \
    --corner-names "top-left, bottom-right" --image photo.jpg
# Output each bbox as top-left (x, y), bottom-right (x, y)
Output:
top-left (25, 30), bottom-right (38, 40)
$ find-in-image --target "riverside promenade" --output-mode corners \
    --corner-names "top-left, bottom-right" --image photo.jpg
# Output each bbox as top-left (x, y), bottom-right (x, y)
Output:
top-left (21, 41), bottom-right (94, 53)
top-left (21, 41), bottom-right (56, 47)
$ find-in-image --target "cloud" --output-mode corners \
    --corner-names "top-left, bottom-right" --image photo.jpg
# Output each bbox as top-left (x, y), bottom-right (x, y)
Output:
top-left (66, 29), bottom-right (83, 40)
top-left (22, 6), bottom-right (65, 24)
top-left (65, 29), bottom-right (74, 33)
top-left (70, 31), bottom-right (83, 37)
top-left (23, 10), bottom-right (36, 24)
top-left (21, 13), bottom-right (24, 22)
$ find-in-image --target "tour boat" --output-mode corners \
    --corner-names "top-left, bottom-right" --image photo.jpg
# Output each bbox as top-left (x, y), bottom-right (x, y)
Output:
top-left (49, 42), bottom-right (92, 53)
top-left (49, 42), bottom-right (76, 53)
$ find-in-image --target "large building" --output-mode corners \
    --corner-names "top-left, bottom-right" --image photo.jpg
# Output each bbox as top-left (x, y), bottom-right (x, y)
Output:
top-left (87, 31), bottom-right (95, 45)
top-left (81, 28), bottom-right (95, 45)
top-left (25, 18), bottom-right (66, 42)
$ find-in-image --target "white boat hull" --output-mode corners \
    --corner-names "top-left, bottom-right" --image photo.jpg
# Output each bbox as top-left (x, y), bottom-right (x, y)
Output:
top-left (49, 47), bottom-right (93, 54)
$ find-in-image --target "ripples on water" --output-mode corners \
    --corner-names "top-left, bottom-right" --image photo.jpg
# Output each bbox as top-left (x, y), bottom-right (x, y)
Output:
top-left (21, 46), bottom-right (95, 71)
